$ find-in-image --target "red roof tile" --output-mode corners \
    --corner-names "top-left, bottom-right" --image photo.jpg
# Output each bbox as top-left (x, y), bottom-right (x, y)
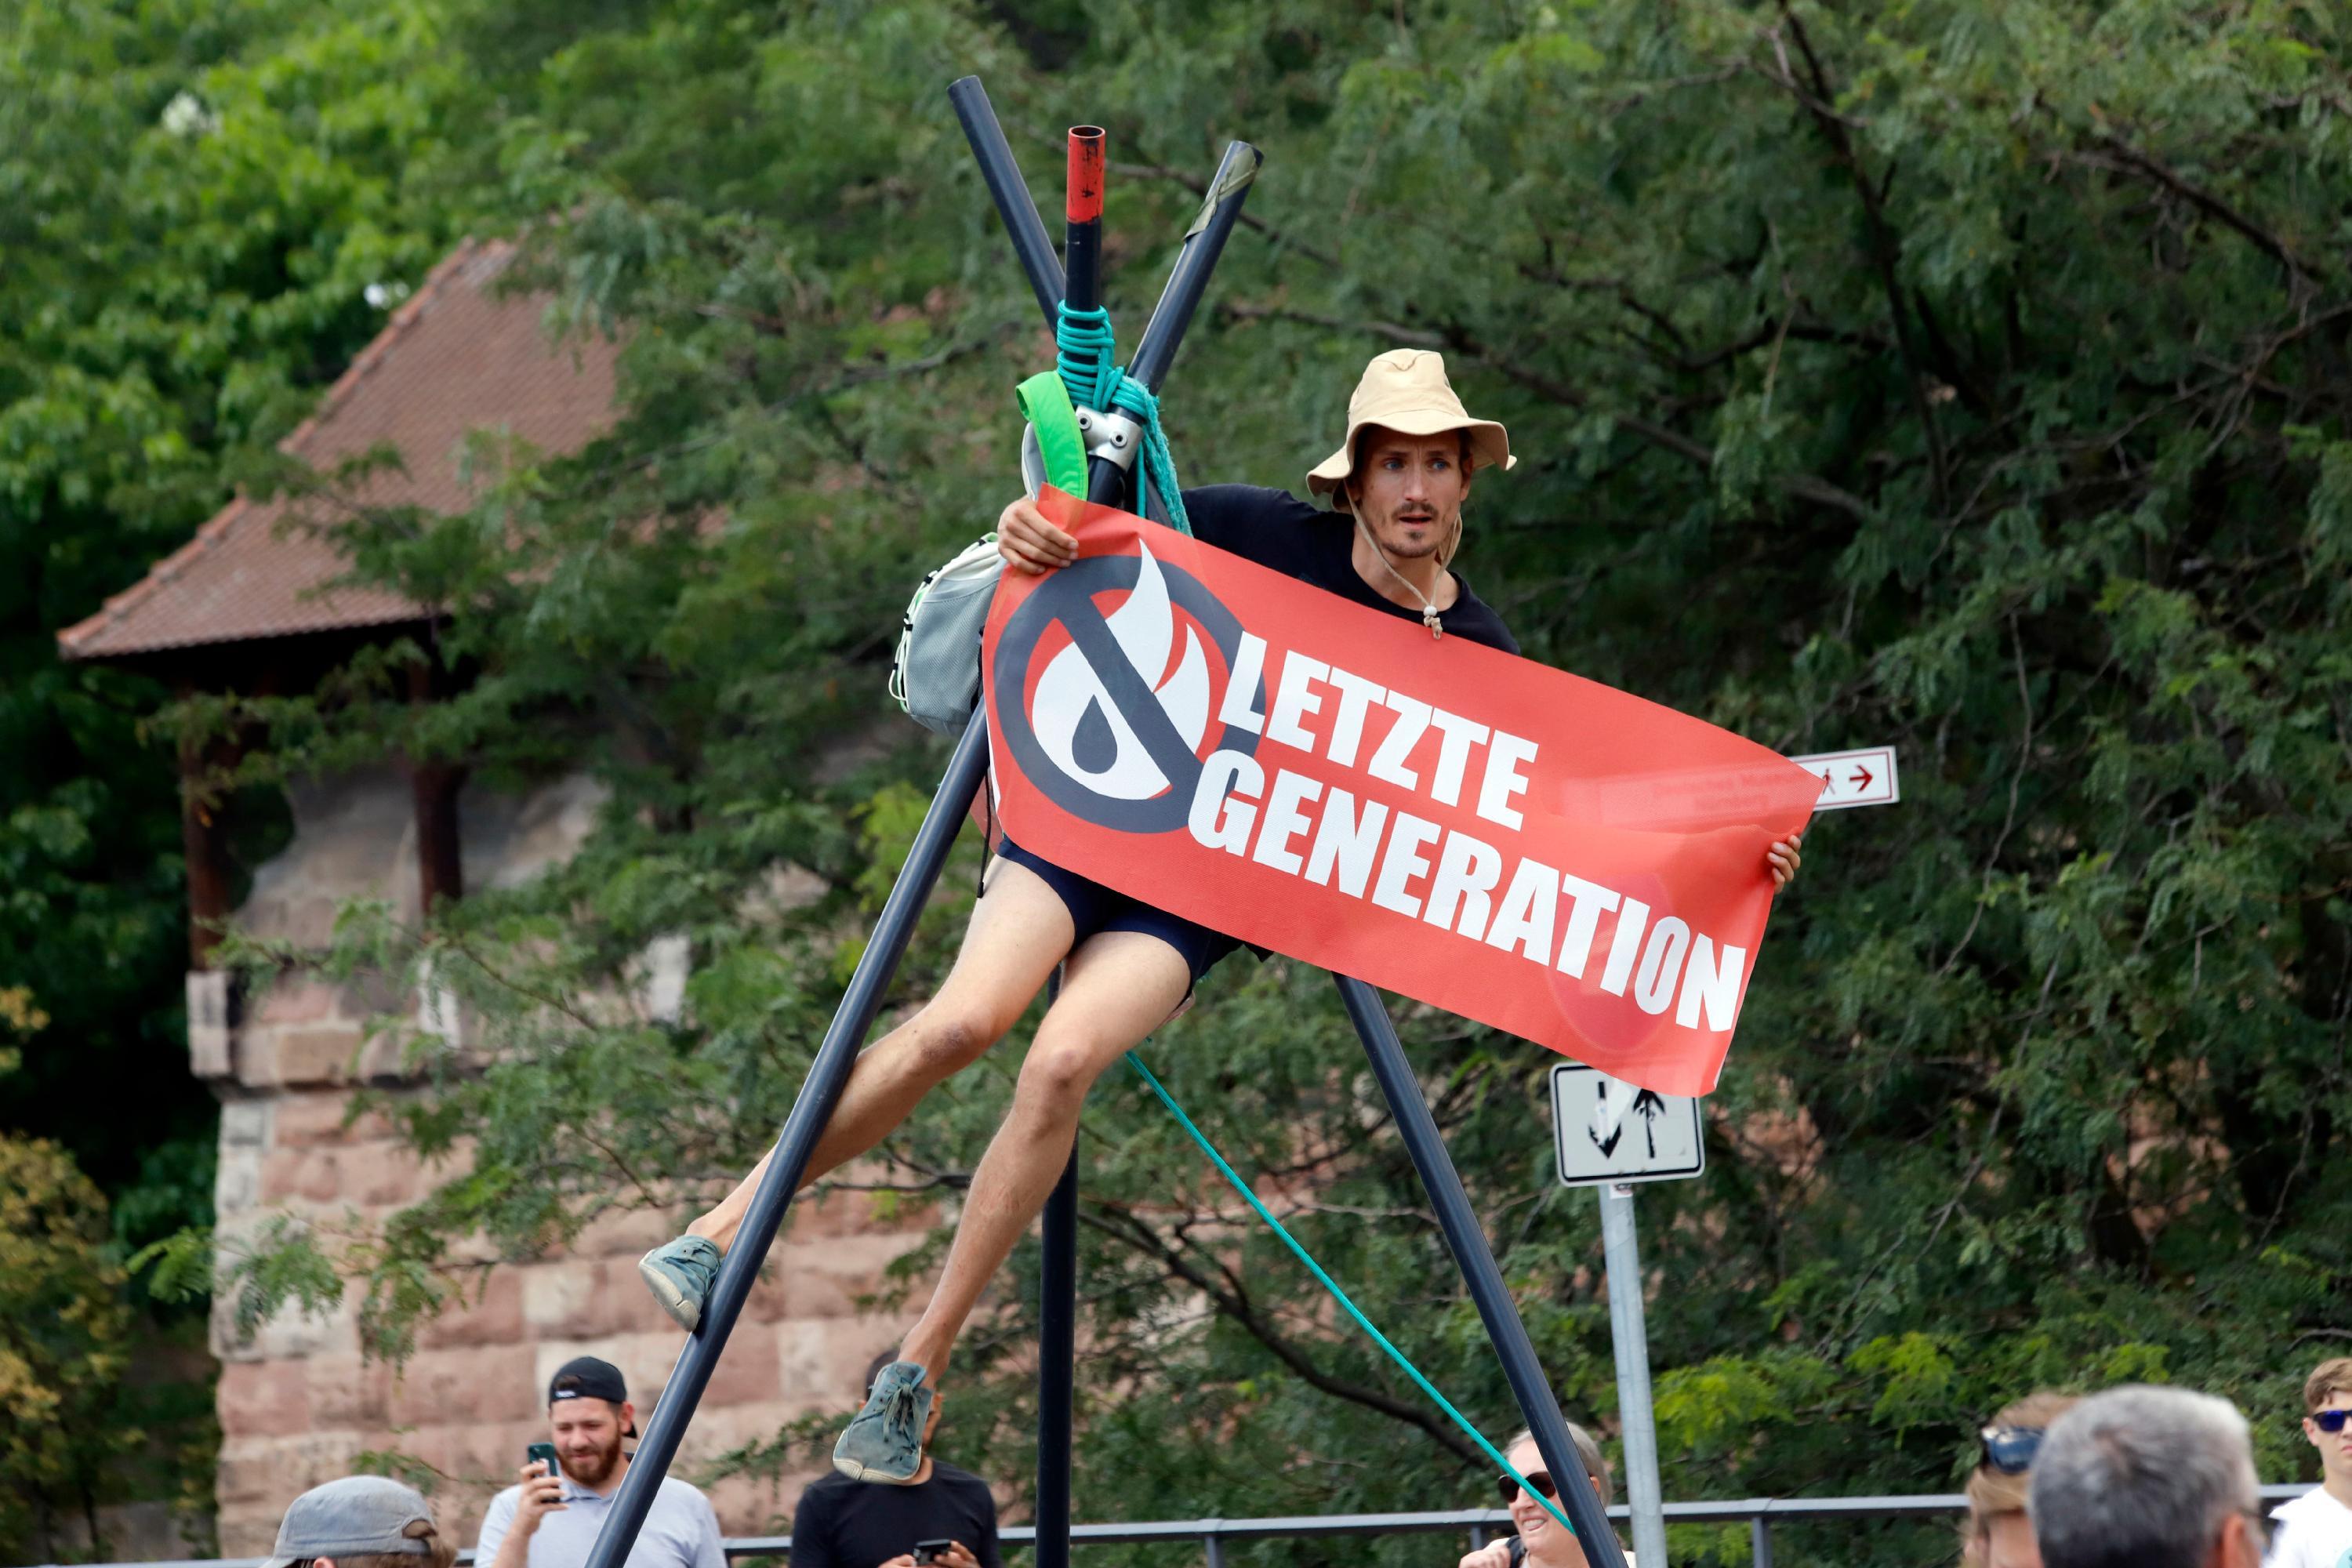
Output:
top-left (59, 238), bottom-right (620, 661)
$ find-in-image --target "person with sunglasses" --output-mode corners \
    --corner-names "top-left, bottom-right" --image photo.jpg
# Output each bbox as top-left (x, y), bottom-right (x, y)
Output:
top-left (1459, 1425), bottom-right (1631, 1568)
top-left (2268, 1356), bottom-right (2352, 1568)
top-left (1963, 1392), bottom-right (2078, 1568)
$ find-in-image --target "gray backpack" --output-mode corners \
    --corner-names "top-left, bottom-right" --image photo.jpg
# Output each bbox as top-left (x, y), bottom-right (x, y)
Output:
top-left (890, 417), bottom-right (1076, 732)
top-left (888, 532), bottom-right (1004, 734)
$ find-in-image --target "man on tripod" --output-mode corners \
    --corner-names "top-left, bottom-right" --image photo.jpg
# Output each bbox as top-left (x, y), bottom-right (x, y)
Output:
top-left (640, 350), bottom-right (1803, 1485)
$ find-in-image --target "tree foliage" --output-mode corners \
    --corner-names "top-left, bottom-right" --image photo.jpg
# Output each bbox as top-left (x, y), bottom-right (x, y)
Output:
top-left (0, 1137), bottom-right (140, 1560)
top-left (2, 2), bottom-right (499, 1546)
top-left (84, 0), bottom-right (2352, 1563)
top-left (0, 0), bottom-right (491, 1263)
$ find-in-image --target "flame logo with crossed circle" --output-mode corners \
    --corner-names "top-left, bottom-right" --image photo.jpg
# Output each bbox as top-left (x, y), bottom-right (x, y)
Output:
top-left (992, 541), bottom-right (1261, 833)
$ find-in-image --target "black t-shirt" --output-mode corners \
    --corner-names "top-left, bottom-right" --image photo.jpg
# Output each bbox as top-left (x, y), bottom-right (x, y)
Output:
top-left (1179, 485), bottom-right (1520, 655)
top-left (789, 1464), bottom-right (1002, 1568)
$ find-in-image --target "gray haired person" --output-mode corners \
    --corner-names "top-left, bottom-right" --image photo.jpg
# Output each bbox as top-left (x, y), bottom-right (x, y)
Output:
top-left (262, 1476), bottom-right (458, 1568)
top-left (2028, 1385), bottom-right (2266, 1568)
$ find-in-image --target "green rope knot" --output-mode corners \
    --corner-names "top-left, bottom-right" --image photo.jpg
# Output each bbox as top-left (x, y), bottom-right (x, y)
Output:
top-left (1054, 303), bottom-right (1192, 537)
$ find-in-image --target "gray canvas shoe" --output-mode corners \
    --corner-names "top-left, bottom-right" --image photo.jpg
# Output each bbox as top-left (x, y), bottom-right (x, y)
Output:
top-left (637, 1235), bottom-right (721, 1332)
top-left (832, 1360), bottom-right (933, 1483)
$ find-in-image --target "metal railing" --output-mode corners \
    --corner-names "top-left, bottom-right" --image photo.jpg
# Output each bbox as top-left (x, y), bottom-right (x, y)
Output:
top-left (71, 1485), bottom-right (2317, 1568)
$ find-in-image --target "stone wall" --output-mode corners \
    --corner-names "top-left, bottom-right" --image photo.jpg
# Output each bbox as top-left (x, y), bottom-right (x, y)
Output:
top-left (203, 767), bottom-right (931, 1553)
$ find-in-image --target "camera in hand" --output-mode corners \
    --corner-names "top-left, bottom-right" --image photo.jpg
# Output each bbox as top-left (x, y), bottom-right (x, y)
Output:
top-left (912, 1542), bottom-right (953, 1565)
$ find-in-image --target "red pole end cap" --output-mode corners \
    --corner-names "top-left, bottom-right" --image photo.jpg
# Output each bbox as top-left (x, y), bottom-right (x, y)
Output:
top-left (1067, 126), bottom-right (1105, 222)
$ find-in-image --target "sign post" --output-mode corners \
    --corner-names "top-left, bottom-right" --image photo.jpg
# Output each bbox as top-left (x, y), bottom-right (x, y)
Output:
top-left (1597, 1185), bottom-right (1664, 1568)
top-left (1539, 743), bottom-right (1896, 1568)
top-left (1552, 1063), bottom-right (1708, 1568)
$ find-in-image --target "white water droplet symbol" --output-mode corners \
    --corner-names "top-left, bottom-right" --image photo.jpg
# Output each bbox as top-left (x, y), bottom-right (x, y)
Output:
top-left (1034, 540), bottom-right (1210, 800)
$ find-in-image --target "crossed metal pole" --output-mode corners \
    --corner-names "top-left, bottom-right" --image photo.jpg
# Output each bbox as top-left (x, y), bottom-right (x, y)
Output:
top-left (583, 77), bottom-right (1628, 1568)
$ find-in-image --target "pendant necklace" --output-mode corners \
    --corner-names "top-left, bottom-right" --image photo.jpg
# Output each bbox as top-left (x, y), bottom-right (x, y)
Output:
top-left (1355, 514), bottom-right (1446, 639)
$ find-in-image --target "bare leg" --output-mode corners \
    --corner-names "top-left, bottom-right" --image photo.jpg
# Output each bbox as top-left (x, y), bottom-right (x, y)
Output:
top-left (685, 860), bottom-right (1076, 1250)
top-left (896, 929), bottom-right (1192, 1381)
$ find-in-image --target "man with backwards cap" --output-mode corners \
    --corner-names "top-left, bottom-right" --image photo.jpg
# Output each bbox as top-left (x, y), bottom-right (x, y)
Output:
top-left (477, 1356), bottom-right (724, 1568)
top-left (263, 1475), bottom-right (456, 1568)
top-left (637, 350), bottom-right (1807, 1483)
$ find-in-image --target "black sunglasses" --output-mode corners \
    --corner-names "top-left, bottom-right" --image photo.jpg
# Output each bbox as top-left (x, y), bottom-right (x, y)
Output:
top-left (2313, 1410), bottom-right (2351, 1434)
top-left (1497, 1471), bottom-right (1557, 1506)
top-left (1980, 1425), bottom-right (2044, 1475)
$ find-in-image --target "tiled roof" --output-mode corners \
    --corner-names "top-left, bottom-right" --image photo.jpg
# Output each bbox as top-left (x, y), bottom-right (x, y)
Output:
top-left (59, 238), bottom-right (620, 661)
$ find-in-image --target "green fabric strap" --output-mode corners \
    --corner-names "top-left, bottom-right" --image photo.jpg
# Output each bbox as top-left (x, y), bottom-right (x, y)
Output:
top-left (1123, 1051), bottom-right (1577, 1538)
top-left (1017, 371), bottom-right (1090, 497)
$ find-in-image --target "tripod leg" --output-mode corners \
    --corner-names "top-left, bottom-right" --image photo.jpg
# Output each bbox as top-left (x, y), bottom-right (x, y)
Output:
top-left (1036, 1145), bottom-right (1079, 1568)
top-left (947, 77), bottom-right (1064, 327)
top-left (585, 713), bottom-right (992, 1568)
top-left (1334, 975), bottom-right (1630, 1568)
top-left (1123, 140), bottom-right (1262, 394)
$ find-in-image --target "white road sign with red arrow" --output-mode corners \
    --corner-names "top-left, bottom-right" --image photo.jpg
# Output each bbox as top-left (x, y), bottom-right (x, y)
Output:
top-left (1791, 745), bottom-right (1900, 811)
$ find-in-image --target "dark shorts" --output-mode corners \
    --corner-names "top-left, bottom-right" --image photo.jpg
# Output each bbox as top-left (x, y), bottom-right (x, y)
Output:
top-left (993, 836), bottom-right (1242, 985)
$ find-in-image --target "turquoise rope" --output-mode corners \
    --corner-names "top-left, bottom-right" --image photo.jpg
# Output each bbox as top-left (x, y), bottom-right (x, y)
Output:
top-left (1054, 303), bottom-right (1192, 538)
top-left (1052, 303), bottom-right (1120, 413)
top-left (1123, 1051), bottom-right (1577, 1538)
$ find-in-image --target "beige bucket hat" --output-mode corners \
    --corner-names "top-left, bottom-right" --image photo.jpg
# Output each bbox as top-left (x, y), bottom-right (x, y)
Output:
top-left (1307, 349), bottom-right (1515, 508)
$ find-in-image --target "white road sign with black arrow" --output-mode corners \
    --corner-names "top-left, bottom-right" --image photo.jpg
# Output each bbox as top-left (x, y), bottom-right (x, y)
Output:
top-left (1550, 1062), bottom-right (1705, 1186)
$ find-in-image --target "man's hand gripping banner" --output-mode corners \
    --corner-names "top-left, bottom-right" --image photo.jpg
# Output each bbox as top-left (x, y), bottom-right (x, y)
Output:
top-left (985, 488), bottom-right (1824, 1094)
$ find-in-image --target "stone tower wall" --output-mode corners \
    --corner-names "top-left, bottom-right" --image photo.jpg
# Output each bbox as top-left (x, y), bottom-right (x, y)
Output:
top-left (203, 767), bottom-right (929, 1553)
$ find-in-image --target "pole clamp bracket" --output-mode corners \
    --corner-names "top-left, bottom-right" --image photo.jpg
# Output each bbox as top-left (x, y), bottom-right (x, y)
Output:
top-left (1076, 406), bottom-right (1144, 473)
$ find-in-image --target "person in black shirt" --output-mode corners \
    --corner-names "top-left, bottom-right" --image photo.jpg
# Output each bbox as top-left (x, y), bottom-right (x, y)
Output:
top-left (1180, 481), bottom-right (1519, 655)
top-left (789, 1353), bottom-right (1000, 1568)
top-left (640, 352), bottom-right (1803, 1487)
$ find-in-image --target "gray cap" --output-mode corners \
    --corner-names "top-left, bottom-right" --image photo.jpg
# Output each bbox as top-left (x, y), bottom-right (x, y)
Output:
top-left (262, 1476), bottom-right (437, 1568)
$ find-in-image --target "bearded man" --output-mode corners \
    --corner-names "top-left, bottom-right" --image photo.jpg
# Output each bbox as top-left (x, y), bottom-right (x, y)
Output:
top-left (637, 350), bottom-right (1806, 1483)
top-left (477, 1358), bottom-right (724, 1568)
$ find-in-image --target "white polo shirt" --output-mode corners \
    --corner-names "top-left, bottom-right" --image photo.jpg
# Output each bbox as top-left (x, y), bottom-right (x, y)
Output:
top-left (476, 1467), bottom-right (725, 1568)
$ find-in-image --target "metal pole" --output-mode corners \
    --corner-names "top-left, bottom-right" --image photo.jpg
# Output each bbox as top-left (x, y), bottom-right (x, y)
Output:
top-left (1061, 127), bottom-right (1128, 512)
top-left (1124, 140), bottom-right (1263, 393)
top-left (951, 79), bottom-right (1258, 517)
top-left (1062, 126), bottom-right (1105, 315)
top-left (1599, 1185), bottom-right (1667, 1568)
top-left (1123, 138), bottom-right (1261, 524)
top-left (1334, 976), bottom-right (1629, 1568)
top-left (583, 715), bottom-right (991, 1568)
top-left (947, 77), bottom-right (1065, 328)
top-left (586, 78), bottom-right (1255, 1568)
top-left (1072, 137), bottom-right (1260, 510)
top-left (1749, 1516), bottom-right (1773, 1568)
top-left (1035, 982), bottom-right (1079, 1568)
top-left (1039, 121), bottom-right (1107, 1555)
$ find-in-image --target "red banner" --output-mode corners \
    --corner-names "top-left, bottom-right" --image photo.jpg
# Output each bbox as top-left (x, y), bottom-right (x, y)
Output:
top-left (982, 489), bottom-right (1824, 1094)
